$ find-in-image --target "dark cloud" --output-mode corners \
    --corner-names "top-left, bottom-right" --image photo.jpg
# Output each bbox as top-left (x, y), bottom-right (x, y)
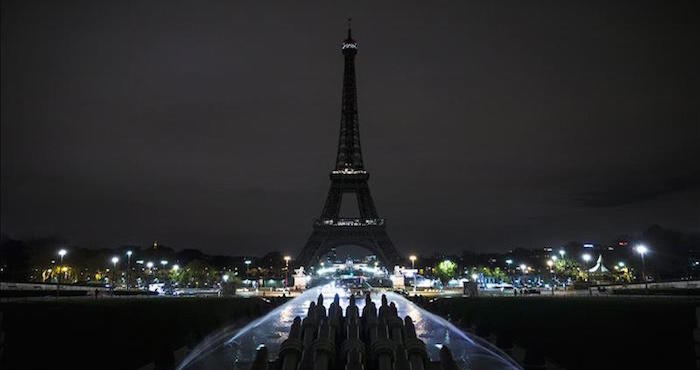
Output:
top-left (575, 171), bottom-right (700, 208)
top-left (1, 0), bottom-right (699, 255)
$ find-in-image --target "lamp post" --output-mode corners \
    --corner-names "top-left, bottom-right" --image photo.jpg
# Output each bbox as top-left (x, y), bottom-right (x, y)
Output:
top-left (244, 259), bottom-right (251, 279)
top-left (111, 256), bottom-right (119, 292)
top-left (57, 249), bottom-right (67, 297)
top-left (409, 255), bottom-right (417, 294)
top-left (635, 245), bottom-right (649, 290)
top-left (284, 256), bottom-right (291, 290)
top-left (582, 253), bottom-right (592, 295)
top-left (126, 250), bottom-right (132, 291)
top-left (546, 260), bottom-right (555, 295)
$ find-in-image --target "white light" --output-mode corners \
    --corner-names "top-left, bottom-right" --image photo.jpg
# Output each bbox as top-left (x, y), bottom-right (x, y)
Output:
top-left (519, 264), bottom-right (527, 271)
top-left (223, 274), bottom-right (229, 282)
top-left (471, 273), bottom-right (478, 280)
top-left (160, 260), bottom-right (168, 266)
top-left (58, 249), bottom-right (67, 257)
top-left (505, 259), bottom-right (513, 265)
top-left (146, 262), bottom-right (154, 268)
top-left (582, 254), bottom-right (591, 262)
top-left (546, 260), bottom-right (554, 267)
top-left (409, 255), bottom-right (416, 262)
top-left (559, 250), bottom-right (566, 257)
top-left (126, 250), bottom-right (133, 257)
top-left (284, 256), bottom-right (291, 262)
top-left (111, 256), bottom-right (119, 264)
top-left (245, 260), bottom-right (251, 265)
top-left (172, 264), bottom-right (179, 271)
top-left (635, 245), bottom-right (648, 256)
top-left (551, 256), bottom-right (558, 262)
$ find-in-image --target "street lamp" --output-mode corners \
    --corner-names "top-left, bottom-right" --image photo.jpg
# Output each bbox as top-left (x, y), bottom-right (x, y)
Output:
top-left (57, 249), bottom-right (67, 297)
top-left (559, 249), bottom-right (566, 259)
top-left (582, 253), bottom-right (592, 294)
top-left (244, 259), bottom-right (251, 279)
top-left (146, 261), bottom-right (154, 269)
top-left (111, 256), bottom-right (119, 290)
top-left (126, 250), bottom-right (133, 291)
top-left (160, 260), bottom-right (168, 266)
top-left (284, 256), bottom-right (291, 290)
top-left (409, 255), bottom-right (417, 294)
top-left (223, 274), bottom-right (229, 282)
top-left (635, 244), bottom-right (649, 289)
top-left (172, 264), bottom-right (179, 272)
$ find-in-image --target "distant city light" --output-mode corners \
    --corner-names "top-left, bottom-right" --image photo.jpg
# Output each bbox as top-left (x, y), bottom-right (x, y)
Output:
top-left (546, 260), bottom-right (554, 267)
top-left (582, 254), bottom-right (592, 263)
top-left (146, 262), bottom-right (154, 268)
top-left (223, 274), bottom-right (229, 282)
top-left (551, 256), bottom-right (558, 262)
top-left (505, 259), bottom-right (513, 265)
top-left (471, 273), bottom-right (478, 281)
top-left (583, 244), bottom-right (594, 249)
top-left (126, 250), bottom-right (133, 257)
top-left (559, 249), bottom-right (566, 258)
top-left (111, 256), bottom-right (119, 265)
top-left (519, 264), bottom-right (527, 271)
top-left (172, 264), bottom-right (179, 271)
top-left (58, 249), bottom-right (67, 257)
top-left (618, 262), bottom-right (625, 267)
top-left (160, 260), bottom-right (168, 266)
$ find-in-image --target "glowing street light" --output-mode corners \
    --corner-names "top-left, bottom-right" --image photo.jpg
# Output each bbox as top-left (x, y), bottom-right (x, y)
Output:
top-left (618, 261), bottom-right (625, 268)
top-left (582, 253), bottom-right (592, 294)
top-left (519, 264), bottom-right (527, 272)
top-left (126, 250), bottom-right (133, 291)
top-left (559, 249), bottom-right (566, 258)
top-left (111, 256), bottom-right (119, 289)
top-left (635, 244), bottom-right (649, 289)
top-left (471, 273), bottom-right (478, 281)
top-left (546, 259), bottom-right (556, 295)
top-left (146, 261), bottom-right (154, 269)
top-left (551, 255), bottom-right (558, 262)
top-left (57, 249), bottom-right (68, 297)
top-left (172, 264), bottom-right (179, 272)
top-left (409, 255), bottom-right (417, 294)
top-left (160, 260), bottom-right (168, 266)
top-left (284, 256), bottom-right (291, 290)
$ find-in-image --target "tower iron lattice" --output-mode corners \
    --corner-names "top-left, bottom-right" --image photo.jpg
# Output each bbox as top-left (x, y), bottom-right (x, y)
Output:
top-left (296, 24), bottom-right (402, 268)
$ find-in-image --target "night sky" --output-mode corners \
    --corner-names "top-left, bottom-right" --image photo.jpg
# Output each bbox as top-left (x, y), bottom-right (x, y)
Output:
top-left (2, 1), bottom-right (698, 256)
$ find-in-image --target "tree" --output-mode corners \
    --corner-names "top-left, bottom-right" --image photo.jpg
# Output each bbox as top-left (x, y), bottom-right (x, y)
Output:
top-left (554, 258), bottom-right (583, 281)
top-left (435, 259), bottom-right (457, 286)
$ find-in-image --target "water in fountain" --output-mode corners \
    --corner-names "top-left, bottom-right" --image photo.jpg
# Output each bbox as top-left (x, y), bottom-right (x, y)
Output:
top-left (178, 283), bottom-right (521, 370)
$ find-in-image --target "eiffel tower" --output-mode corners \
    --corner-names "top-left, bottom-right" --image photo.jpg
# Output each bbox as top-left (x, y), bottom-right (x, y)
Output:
top-left (296, 24), bottom-right (402, 268)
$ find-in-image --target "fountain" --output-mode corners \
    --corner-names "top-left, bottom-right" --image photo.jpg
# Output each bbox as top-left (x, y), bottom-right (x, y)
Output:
top-left (178, 283), bottom-right (521, 370)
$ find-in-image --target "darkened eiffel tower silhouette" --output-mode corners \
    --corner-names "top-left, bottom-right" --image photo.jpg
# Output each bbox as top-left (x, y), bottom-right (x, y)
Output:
top-left (296, 23), bottom-right (402, 267)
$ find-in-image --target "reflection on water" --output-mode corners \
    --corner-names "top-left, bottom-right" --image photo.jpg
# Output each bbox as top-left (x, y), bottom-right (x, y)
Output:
top-left (178, 283), bottom-right (521, 370)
